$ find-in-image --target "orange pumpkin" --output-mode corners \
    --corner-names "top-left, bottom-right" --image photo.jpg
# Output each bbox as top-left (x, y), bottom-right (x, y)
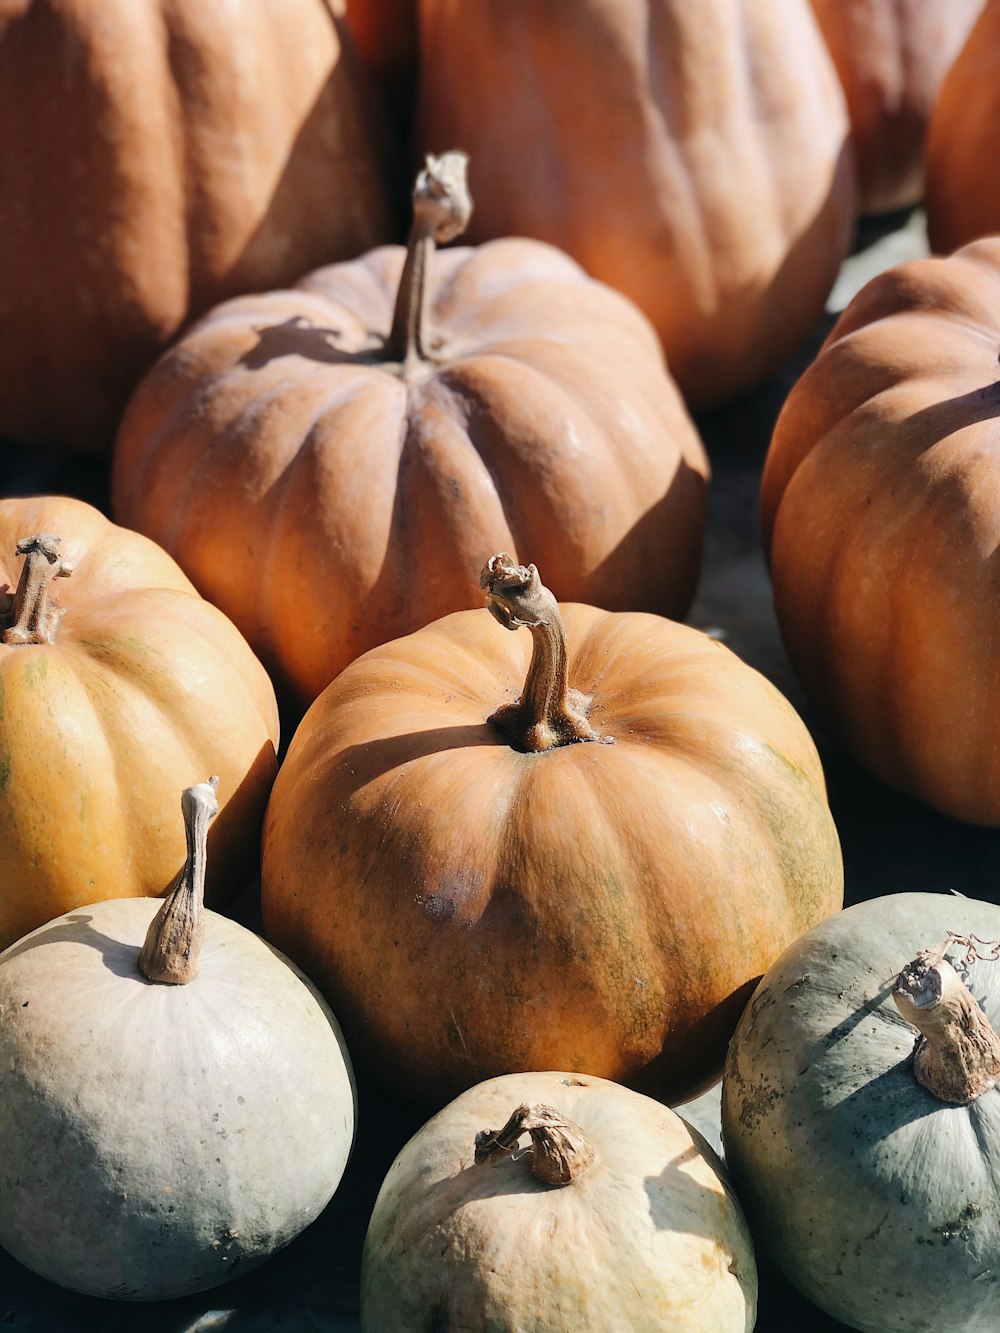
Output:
top-left (112, 154), bottom-right (709, 709)
top-left (762, 237), bottom-right (1000, 823)
top-left (810, 0), bottom-right (984, 215)
top-left (925, 0), bottom-right (1000, 253)
top-left (260, 554), bottom-right (843, 1106)
top-left (0, 0), bottom-right (393, 453)
top-left (0, 495), bottom-right (279, 948)
top-left (415, 0), bottom-right (854, 408)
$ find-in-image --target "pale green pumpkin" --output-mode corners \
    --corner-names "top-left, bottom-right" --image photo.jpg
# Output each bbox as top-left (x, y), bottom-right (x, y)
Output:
top-left (722, 891), bottom-right (1000, 1332)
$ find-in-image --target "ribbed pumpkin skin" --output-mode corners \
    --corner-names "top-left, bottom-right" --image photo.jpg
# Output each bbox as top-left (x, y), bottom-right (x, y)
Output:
top-left (0, 496), bottom-right (279, 947)
top-left (0, 897), bottom-right (356, 1301)
top-left (0, 0), bottom-right (392, 453)
top-left (722, 892), bottom-right (1000, 1333)
top-left (416, 0), bottom-right (854, 408)
top-left (362, 1071), bottom-right (756, 1332)
top-left (925, 0), bottom-right (1000, 253)
top-left (261, 603), bottom-right (843, 1107)
top-left (112, 239), bottom-right (709, 708)
top-left (810, 0), bottom-right (984, 215)
top-left (761, 238), bottom-right (1000, 825)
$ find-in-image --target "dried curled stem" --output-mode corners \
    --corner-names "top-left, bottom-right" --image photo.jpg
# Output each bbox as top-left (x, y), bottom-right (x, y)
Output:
top-left (474, 1103), bottom-right (596, 1186)
top-left (1, 534), bottom-right (74, 645)
top-left (479, 553), bottom-right (606, 753)
top-left (139, 778), bottom-right (220, 986)
top-left (386, 151), bottom-right (473, 372)
top-left (893, 948), bottom-right (1000, 1104)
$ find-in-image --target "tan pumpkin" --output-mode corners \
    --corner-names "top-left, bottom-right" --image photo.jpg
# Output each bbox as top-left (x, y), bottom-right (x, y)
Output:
top-left (0, 0), bottom-right (392, 453)
top-left (0, 495), bottom-right (279, 947)
top-left (415, 0), bottom-right (855, 408)
top-left (112, 154), bottom-right (709, 709)
top-left (362, 1071), bottom-right (757, 1331)
top-left (810, 0), bottom-right (984, 215)
top-left (925, 0), bottom-right (1000, 254)
top-left (260, 554), bottom-right (844, 1107)
top-left (761, 237), bottom-right (1000, 823)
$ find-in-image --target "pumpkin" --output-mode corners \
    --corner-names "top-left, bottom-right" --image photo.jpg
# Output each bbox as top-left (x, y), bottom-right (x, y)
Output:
top-left (761, 236), bottom-right (1000, 825)
top-left (343, 0), bottom-right (417, 94)
top-left (722, 891), bottom-right (1000, 1332)
top-left (260, 553), bottom-right (843, 1107)
top-left (0, 0), bottom-right (393, 454)
top-left (112, 153), bottom-right (709, 709)
top-left (415, 0), bottom-right (855, 408)
top-left (0, 494), bottom-right (279, 948)
top-left (0, 779), bottom-right (356, 1301)
top-left (810, 0), bottom-right (985, 215)
top-left (925, 0), bottom-right (1000, 253)
top-left (362, 1069), bottom-right (757, 1331)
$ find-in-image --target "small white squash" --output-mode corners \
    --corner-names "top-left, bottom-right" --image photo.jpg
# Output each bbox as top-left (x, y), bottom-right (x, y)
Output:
top-left (722, 891), bottom-right (1000, 1333)
top-left (0, 779), bottom-right (356, 1301)
top-left (361, 1069), bottom-right (757, 1331)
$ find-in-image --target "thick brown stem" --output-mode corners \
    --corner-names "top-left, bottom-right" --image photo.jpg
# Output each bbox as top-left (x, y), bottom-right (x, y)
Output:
top-left (474, 1103), bottom-right (596, 1186)
top-left (385, 152), bottom-right (472, 372)
top-left (1, 534), bottom-right (74, 645)
top-left (893, 950), bottom-right (1000, 1103)
top-left (139, 778), bottom-right (220, 985)
top-left (479, 553), bottom-right (604, 752)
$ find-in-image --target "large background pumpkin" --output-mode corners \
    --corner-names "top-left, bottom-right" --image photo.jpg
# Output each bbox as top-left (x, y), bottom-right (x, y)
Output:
top-left (925, 0), bottom-right (1000, 253)
top-left (112, 156), bottom-right (709, 708)
top-left (0, 0), bottom-right (393, 453)
top-left (761, 237), bottom-right (1000, 824)
top-left (810, 0), bottom-right (984, 216)
top-left (416, 0), bottom-right (855, 408)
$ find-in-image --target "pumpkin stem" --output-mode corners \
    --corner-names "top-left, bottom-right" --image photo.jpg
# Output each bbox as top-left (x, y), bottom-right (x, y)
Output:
top-left (1, 534), bottom-right (74, 645)
top-left (385, 151), bottom-right (472, 373)
top-left (138, 778), bottom-right (220, 986)
top-left (474, 1103), bottom-right (596, 1186)
top-left (892, 950), bottom-right (1000, 1104)
top-left (480, 553), bottom-right (605, 752)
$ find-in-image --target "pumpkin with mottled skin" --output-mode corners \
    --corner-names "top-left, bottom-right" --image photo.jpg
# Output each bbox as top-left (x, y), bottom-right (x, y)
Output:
top-left (723, 891), bottom-right (1000, 1333)
top-left (261, 556), bottom-right (843, 1107)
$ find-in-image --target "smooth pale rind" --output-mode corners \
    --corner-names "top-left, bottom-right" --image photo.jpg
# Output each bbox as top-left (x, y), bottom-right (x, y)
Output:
top-left (261, 601), bottom-right (843, 1105)
top-left (362, 1070), bottom-right (756, 1332)
top-left (0, 495), bottom-right (279, 947)
top-left (722, 891), bottom-right (1000, 1333)
top-left (0, 897), bottom-right (356, 1301)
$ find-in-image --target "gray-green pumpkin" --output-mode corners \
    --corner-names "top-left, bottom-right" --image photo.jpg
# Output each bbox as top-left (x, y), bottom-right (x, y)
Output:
top-left (0, 779), bottom-right (356, 1301)
top-left (722, 891), bottom-right (1000, 1333)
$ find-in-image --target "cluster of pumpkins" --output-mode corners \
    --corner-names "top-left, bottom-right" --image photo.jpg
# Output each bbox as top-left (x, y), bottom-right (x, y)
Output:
top-left (3, 0), bottom-right (1000, 1329)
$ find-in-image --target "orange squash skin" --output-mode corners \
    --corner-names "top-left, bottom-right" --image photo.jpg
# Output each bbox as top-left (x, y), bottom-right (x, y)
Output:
top-left (810, 0), bottom-right (984, 215)
top-left (112, 239), bottom-right (709, 709)
top-left (0, 496), bottom-right (280, 947)
top-left (925, 0), bottom-right (1000, 254)
top-left (260, 602), bottom-right (843, 1107)
top-left (762, 238), bottom-right (1000, 824)
top-left (0, 0), bottom-right (393, 453)
top-left (415, 0), bottom-right (854, 408)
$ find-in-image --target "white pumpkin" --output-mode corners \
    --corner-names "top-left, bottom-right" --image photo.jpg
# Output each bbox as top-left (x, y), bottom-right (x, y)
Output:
top-left (362, 1069), bottom-right (757, 1331)
top-left (0, 780), bottom-right (356, 1301)
top-left (722, 891), bottom-right (1000, 1332)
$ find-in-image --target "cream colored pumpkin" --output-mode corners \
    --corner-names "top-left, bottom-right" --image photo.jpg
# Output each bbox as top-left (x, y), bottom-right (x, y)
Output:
top-left (362, 1070), bottom-right (756, 1331)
